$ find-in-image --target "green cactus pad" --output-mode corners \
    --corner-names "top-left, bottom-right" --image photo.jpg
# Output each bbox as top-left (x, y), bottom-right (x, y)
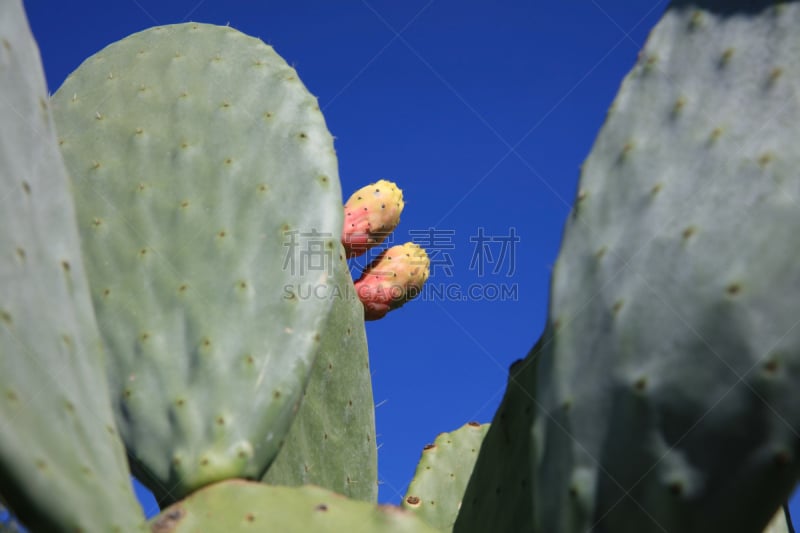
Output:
top-left (51, 23), bottom-right (342, 503)
top-left (454, 357), bottom-right (537, 532)
top-left (149, 480), bottom-right (438, 533)
top-left (262, 245), bottom-right (378, 501)
top-left (459, 2), bottom-right (800, 532)
top-left (0, 1), bottom-right (146, 531)
top-left (402, 422), bottom-right (489, 531)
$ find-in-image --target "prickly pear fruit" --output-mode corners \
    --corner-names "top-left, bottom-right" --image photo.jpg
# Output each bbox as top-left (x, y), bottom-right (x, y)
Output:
top-left (342, 180), bottom-right (404, 257)
top-left (354, 242), bottom-right (429, 321)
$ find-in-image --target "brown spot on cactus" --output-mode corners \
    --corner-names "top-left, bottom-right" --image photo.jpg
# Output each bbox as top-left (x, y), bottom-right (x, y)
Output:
top-left (595, 246), bottom-right (607, 260)
top-left (767, 67), bottom-right (783, 86)
top-left (763, 358), bottom-right (779, 374)
top-left (342, 179), bottom-right (404, 257)
top-left (642, 54), bottom-right (659, 73)
top-left (720, 47), bottom-right (735, 67)
top-left (468, 421), bottom-right (481, 427)
top-left (151, 507), bottom-right (185, 532)
top-left (671, 96), bottom-right (687, 117)
top-left (406, 496), bottom-right (421, 507)
top-left (22, 181), bottom-right (30, 194)
top-left (726, 282), bottom-right (742, 296)
top-left (708, 127), bottom-right (723, 144)
top-left (315, 504), bottom-right (328, 512)
top-left (619, 141), bottom-right (635, 161)
top-left (688, 10), bottom-right (703, 30)
top-left (423, 444), bottom-right (435, 451)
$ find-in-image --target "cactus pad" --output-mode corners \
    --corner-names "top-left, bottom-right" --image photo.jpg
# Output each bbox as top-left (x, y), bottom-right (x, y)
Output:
top-left (51, 23), bottom-right (342, 503)
top-left (0, 1), bottom-right (145, 531)
top-left (403, 422), bottom-right (490, 531)
top-left (263, 245), bottom-right (378, 502)
top-left (149, 480), bottom-right (438, 533)
top-left (459, 2), bottom-right (800, 532)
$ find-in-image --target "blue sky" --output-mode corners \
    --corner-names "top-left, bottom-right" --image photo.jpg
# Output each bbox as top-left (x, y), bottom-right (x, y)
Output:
top-left (21, 0), bottom-right (800, 527)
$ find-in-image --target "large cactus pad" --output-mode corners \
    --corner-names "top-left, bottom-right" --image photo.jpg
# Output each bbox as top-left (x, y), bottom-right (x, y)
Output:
top-left (0, 1), bottom-right (145, 531)
top-left (52, 23), bottom-right (343, 503)
top-left (458, 2), bottom-right (800, 532)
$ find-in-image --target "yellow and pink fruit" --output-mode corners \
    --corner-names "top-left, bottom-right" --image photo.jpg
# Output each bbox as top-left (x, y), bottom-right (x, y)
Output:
top-left (342, 180), bottom-right (404, 258)
top-left (354, 242), bottom-right (430, 321)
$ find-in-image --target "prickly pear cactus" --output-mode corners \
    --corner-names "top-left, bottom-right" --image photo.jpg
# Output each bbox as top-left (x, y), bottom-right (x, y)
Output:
top-left (342, 179), bottom-right (404, 258)
top-left (354, 242), bottom-right (430, 321)
top-left (149, 480), bottom-right (439, 533)
top-left (51, 23), bottom-right (342, 503)
top-left (458, 2), bottom-right (800, 532)
top-left (402, 422), bottom-right (489, 531)
top-left (263, 244), bottom-right (378, 502)
top-left (0, 1), bottom-right (146, 531)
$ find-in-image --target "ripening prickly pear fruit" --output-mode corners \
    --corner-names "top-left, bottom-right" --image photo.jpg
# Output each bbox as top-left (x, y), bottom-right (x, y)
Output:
top-left (354, 242), bottom-right (429, 321)
top-left (342, 180), bottom-right (404, 257)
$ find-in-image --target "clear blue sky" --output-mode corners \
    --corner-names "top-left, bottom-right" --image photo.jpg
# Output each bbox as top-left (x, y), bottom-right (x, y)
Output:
top-left (22, 0), bottom-right (800, 526)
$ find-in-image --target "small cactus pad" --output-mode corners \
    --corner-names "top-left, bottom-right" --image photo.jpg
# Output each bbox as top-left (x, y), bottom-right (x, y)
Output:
top-left (0, 1), bottom-right (145, 531)
top-left (52, 23), bottom-right (342, 502)
top-left (459, 2), bottom-right (800, 532)
top-left (263, 244), bottom-right (378, 502)
top-left (149, 480), bottom-right (439, 533)
top-left (403, 422), bottom-right (490, 531)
